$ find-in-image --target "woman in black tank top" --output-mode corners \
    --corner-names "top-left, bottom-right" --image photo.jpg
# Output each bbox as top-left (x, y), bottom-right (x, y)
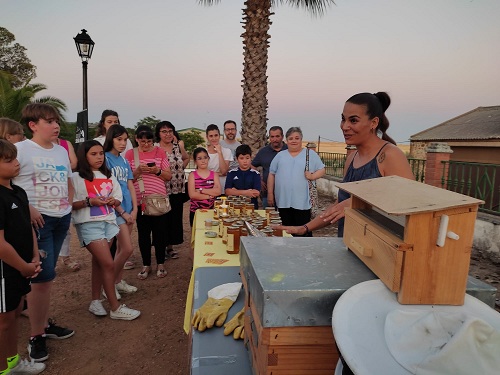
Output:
top-left (275, 92), bottom-right (414, 237)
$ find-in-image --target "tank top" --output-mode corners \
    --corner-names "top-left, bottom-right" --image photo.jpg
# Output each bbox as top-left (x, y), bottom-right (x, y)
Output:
top-left (190, 170), bottom-right (215, 213)
top-left (337, 143), bottom-right (389, 237)
top-left (58, 138), bottom-right (69, 154)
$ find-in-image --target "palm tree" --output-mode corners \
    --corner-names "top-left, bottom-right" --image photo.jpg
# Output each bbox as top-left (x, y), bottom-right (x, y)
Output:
top-left (0, 70), bottom-right (67, 123)
top-left (200, 0), bottom-right (334, 155)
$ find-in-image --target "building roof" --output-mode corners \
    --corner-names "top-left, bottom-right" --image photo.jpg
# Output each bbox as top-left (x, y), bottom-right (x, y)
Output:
top-left (410, 106), bottom-right (500, 141)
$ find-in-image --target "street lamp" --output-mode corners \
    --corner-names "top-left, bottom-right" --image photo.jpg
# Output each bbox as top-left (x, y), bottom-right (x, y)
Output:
top-left (73, 29), bottom-right (94, 111)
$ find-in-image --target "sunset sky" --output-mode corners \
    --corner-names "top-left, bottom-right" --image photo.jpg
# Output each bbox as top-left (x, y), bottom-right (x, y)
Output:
top-left (2, 0), bottom-right (499, 143)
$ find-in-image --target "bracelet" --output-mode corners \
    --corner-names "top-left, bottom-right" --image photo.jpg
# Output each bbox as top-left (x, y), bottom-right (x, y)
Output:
top-left (155, 169), bottom-right (162, 176)
top-left (85, 197), bottom-right (92, 207)
top-left (303, 224), bottom-right (310, 234)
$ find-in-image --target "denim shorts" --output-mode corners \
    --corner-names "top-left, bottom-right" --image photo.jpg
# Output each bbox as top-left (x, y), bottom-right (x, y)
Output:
top-left (75, 221), bottom-right (120, 247)
top-left (116, 215), bottom-right (126, 226)
top-left (33, 213), bottom-right (72, 283)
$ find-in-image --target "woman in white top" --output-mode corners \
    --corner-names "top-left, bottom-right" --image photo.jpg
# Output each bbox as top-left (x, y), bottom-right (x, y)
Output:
top-left (93, 109), bottom-right (133, 156)
top-left (205, 124), bottom-right (233, 188)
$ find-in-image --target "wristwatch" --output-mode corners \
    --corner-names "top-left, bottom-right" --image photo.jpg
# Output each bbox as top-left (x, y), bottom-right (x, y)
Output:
top-left (155, 169), bottom-right (162, 176)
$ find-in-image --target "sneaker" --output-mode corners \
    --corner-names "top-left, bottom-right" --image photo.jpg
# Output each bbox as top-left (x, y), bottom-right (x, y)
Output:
top-left (10, 358), bottom-right (46, 374)
top-left (116, 280), bottom-right (138, 294)
top-left (89, 300), bottom-right (107, 316)
top-left (44, 318), bottom-right (74, 340)
top-left (102, 286), bottom-right (121, 301)
top-left (27, 335), bottom-right (48, 362)
top-left (110, 304), bottom-right (141, 321)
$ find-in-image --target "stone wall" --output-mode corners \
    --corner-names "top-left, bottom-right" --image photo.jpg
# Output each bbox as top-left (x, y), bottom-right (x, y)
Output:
top-left (409, 141), bottom-right (427, 159)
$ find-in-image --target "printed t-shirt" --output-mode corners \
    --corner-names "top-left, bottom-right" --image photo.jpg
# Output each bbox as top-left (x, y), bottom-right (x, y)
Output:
top-left (106, 152), bottom-right (134, 213)
top-left (71, 171), bottom-right (122, 224)
top-left (13, 139), bottom-right (72, 217)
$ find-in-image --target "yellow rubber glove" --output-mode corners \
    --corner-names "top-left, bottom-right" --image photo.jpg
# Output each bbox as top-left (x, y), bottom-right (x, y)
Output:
top-left (223, 307), bottom-right (245, 340)
top-left (192, 297), bottom-right (235, 331)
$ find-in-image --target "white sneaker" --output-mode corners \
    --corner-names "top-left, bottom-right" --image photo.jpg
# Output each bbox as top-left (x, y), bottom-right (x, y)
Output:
top-left (102, 286), bottom-right (121, 301)
top-left (88, 300), bottom-right (107, 317)
top-left (110, 304), bottom-right (141, 321)
top-left (10, 358), bottom-right (46, 374)
top-left (116, 279), bottom-right (138, 294)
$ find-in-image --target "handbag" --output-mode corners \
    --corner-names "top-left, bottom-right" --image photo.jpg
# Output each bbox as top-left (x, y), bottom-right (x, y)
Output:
top-left (133, 148), bottom-right (171, 216)
top-left (306, 148), bottom-right (319, 218)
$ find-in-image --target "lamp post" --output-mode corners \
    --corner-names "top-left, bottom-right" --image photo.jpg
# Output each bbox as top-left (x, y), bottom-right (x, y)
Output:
top-left (73, 29), bottom-right (94, 143)
top-left (74, 29), bottom-right (94, 112)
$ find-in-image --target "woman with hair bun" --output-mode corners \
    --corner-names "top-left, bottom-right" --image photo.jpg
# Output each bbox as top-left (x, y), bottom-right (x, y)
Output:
top-left (277, 91), bottom-right (414, 237)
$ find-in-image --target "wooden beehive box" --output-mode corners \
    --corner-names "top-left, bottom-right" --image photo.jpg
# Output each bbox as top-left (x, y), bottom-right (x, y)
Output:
top-left (239, 237), bottom-right (377, 374)
top-left (339, 176), bottom-right (483, 305)
top-left (243, 275), bottom-right (337, 375)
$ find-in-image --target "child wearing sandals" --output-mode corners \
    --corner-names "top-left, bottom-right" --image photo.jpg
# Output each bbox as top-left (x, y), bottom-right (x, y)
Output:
top-left (71, 140), bottom-right (140, 320)
top-left (188, 147), bottom-right (221, 226)
top-left (0, 140), bottom-right (45, 374)
top-left (102, 125), bottom-right (138, 298)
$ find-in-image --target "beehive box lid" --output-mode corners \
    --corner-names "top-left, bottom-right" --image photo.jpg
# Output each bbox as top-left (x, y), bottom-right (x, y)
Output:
top-left (240, 237), bottom-right (377, 328)
top-left (337, 176), bottom-right (483, 215)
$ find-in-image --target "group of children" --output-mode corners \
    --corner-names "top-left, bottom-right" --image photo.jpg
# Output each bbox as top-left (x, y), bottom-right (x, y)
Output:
top-left (0, 105), bottom-right (141, 375)
top-left (0, 103), bottom-right (263, 374)
top-left (187, 143), bottom-right (261, 225)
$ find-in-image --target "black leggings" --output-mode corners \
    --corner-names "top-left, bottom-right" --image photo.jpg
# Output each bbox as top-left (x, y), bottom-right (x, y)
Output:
top-left (136, 209), bottom-right (168, 266)
top-left (278, 207), bottom-right (312, 237)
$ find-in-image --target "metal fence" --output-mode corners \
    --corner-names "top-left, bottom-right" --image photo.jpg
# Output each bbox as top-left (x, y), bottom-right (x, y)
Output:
top-left (442, 161), bottom-right (500, 215)
top-left (407, 158), bottom-right (426, 183)
top-left (318, 152), bottom-right (346, 178)
top-left (317, 152), bottom-right (500, 215)
top-left (319, 153), bottom-right (427, 183)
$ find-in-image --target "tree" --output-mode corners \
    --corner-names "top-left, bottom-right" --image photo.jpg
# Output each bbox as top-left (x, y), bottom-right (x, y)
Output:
top-left (0, 27), bottom-right (37, 88)
top-left (135, 115), bottom-right (161, 130)
top-left (0, 70), bottom-right (67, 124)
top-left (200, 0), bottom-right (334, 155)
top-left (180, 130), bottom-right (206, 156)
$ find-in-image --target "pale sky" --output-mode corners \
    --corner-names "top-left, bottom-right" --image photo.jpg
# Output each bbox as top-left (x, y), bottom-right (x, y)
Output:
top-left (2, 0), bottom-right (499, 143)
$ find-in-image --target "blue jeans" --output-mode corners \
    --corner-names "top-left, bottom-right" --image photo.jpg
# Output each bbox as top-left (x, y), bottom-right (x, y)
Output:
top-left (33, 213), bottom-right (71, 283)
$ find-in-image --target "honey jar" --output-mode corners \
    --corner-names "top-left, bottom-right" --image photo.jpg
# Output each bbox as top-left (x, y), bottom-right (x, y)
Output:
top-left (226, 226), bottom-right (241, 254)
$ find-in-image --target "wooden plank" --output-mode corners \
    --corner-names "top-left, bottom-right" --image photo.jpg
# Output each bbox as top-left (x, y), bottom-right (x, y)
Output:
top-left (337, 176), bottom-right (483, 215)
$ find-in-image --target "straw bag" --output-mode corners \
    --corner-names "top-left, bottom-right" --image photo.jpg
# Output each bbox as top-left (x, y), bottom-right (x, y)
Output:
top-left (306, 148), bottom-right (319, 218)
top-left (134, 148), bottom-right (171, 216)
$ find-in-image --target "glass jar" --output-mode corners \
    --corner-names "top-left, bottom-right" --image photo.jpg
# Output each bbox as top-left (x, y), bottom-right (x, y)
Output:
top-left (245, 203), bottom-right (254, 214)
top-left (227, 226), bottom-right (241, 254)
top-left (221, 218), bottom-right (233, 240)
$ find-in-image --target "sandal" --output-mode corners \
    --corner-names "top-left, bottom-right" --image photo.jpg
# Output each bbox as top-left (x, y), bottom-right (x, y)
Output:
top-left (156, 267), bottom-right (167, 278)
top-left (123, 260), bottom-right (135, 270)
top-left (61, 257), bottom-right (81, 272)
top-left (166, 249), bottom-right (179, 259)
top-left (137, 266), bottom-right (151, 280)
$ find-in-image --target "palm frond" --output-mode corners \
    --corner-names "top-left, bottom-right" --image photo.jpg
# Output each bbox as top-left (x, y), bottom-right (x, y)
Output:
top-left (275, 0), bottom-right (336, 16)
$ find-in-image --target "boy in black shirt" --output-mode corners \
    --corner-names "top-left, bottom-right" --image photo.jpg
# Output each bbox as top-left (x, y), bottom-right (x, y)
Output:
top-left (224, 144), bottom-right (261, 209)
top-left (0, 140), bottom-right (44, 374)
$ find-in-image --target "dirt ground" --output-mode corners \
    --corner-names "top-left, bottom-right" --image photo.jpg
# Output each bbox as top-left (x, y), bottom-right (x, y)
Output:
top-left (17, 195), bottom-right (499, 374)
